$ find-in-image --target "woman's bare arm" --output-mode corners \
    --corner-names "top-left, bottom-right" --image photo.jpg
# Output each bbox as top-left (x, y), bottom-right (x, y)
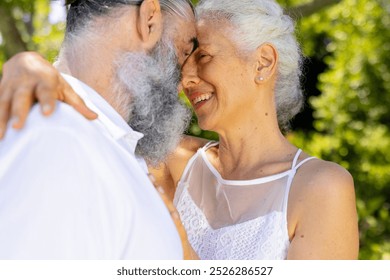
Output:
top-left (148, 135), bottom-right (209, 259)
top-left (287, 161), bottom-right (359, 259)
top-left (154, 182), bottom-right (199, 260)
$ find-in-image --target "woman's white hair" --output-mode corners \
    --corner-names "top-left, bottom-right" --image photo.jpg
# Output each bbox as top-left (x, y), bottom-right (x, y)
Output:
top-left (196, 0), bottom-right (304, 132)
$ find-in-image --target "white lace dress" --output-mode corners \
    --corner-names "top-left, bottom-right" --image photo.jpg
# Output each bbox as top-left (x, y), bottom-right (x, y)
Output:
top-left (173, 142), bottom-right (315, 260)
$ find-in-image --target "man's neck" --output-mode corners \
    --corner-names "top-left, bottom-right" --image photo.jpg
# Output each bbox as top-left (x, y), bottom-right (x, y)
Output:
top-left (55, 50), bottom-right (130, 121)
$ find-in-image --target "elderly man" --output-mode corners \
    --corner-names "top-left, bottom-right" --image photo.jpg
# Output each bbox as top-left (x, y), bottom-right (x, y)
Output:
top-left (0, 0), bottom-right (197, 259)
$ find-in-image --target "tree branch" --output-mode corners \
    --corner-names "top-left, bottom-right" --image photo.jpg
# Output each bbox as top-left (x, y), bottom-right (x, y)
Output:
top-left (0, 6), bottom-right (28, 59)
top-left (287, 0), bottom-right (342, 19)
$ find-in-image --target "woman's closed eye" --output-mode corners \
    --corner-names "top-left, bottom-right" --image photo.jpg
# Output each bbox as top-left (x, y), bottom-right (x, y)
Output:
top-left (197, 52), bottom-right (212, 63)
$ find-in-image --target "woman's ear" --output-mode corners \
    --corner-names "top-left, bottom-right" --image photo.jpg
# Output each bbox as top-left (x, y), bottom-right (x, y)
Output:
top-left (254, 43), bottom-right (278, 84)
top-left (137, 0), bottom-right (163, 50)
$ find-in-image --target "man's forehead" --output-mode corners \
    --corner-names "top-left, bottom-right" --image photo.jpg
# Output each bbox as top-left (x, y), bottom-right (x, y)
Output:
top-left (172, 17), bottom-right (198, 49)
top-left (174, 16), bottom-right (197, 37)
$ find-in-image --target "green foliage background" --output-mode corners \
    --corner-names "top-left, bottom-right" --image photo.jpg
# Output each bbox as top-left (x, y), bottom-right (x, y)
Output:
top-left (0, 0), bottom-right (389, 259)
top-left (0, 0), bottom-right (64, 68)
top-left (291, 0), bottom-right (390, 259)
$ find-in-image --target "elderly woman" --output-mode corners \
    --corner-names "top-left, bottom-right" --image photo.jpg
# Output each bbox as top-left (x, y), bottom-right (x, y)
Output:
top-left (0, 0), bottom-right (358, 259)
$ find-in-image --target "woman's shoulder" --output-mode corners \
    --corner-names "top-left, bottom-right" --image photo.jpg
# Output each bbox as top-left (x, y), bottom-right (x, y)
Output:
top-left (148, 136), bottom-right (210, 200)
top-left (170, 135), bottom-right (211, 162)
top-left (287, 156), bottom-right (359, 259)
top-left (166, 135), bottom-right (211, 184)
top-left (289, 156), bottom-right (356, 225)
top-left (178, 135), bottom-right (211, 153)
top-left (294, 157), bottom-right (354, 194)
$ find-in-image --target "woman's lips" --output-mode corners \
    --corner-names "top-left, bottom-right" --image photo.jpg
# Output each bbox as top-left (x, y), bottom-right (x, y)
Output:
top-left (190, 92), bottom-right (213, 109)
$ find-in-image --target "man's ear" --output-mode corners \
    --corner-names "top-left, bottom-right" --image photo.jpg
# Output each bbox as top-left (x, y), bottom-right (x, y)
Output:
top-left (137, 0), bottom-right (163, 49)
top-left (254, 43), bottom-right (278, 84)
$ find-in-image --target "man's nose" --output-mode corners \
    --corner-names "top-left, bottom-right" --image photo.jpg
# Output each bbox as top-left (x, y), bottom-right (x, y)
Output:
top-left (181, 62), bottom-right (200, 89)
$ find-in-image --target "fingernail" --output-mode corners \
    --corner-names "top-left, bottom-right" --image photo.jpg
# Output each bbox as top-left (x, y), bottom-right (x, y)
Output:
top-left (147, 173), bottom-right (156, 183)
top-left (42, 104), bottom-right (52, 115)
top-left (11, 117), bottom-right (19, 128)
top-left (171, 211), bottom-right (179, 219)
top-left (157, 186), bottom-right (165, 194)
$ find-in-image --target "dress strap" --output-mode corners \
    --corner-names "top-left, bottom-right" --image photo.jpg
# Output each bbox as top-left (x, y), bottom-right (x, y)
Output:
top-left (291, 149), bottom-right (303, 169)
top-left (283, 151), bottom-right (316, 213)
top-left (291, 149), bottom-right (316, 170)
top-left (176, 141), bottom-right (217, 190)
top-left (202, 141), bottom-right (219, 151)
top-left (294, 157), bottom-right (316, 170)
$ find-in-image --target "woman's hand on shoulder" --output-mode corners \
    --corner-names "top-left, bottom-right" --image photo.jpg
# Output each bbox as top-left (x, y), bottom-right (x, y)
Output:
top-left (0, 52), bottom-right (97, 139)
top-left (288, 160), bottom-right (359, 259)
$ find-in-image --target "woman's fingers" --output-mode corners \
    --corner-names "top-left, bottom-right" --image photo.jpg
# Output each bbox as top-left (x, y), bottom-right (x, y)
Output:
top-left (35, 83), bottom-right (58, 117)
top-left (10, 85), bottom-right (35, 129)
top-left (0, 84), bottom-right (11, 139)
top-left (61, 79), bottom-right (98, 120)
top-left (0, 51), bottom-right (97, 140)
top-left (0, 52), bottom-right (57, 137)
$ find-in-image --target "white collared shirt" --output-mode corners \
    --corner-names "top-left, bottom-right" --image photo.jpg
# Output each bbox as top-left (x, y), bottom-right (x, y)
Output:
top-left (0, 74), bottom-right (182, 259)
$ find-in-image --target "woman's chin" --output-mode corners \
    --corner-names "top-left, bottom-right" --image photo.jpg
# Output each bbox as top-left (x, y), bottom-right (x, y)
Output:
top-left (197, 117), bottom-right (217, 134)
top-left (198, 116), bottom-right (212, 130)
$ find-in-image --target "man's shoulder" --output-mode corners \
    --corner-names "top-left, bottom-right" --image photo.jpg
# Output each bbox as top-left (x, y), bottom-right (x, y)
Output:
top-left (4, 102), bottom-right (102, 143)
top-left (0, 101), bottom-right (144, 189)
top-left (0, 102), bottom-right (110, 163)
top-left (29, 102), bottom-right (97, 133)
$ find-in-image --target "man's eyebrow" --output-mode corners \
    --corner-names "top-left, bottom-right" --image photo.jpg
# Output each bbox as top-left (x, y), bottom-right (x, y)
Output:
top-left (190, 37), bottom-right (199, 53)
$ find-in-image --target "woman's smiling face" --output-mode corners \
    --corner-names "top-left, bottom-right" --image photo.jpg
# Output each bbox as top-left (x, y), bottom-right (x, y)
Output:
top-left (181, 19), bottom-right (259, 132)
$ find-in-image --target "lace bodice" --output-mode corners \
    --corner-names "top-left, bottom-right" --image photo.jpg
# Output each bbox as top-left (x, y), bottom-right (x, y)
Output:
top-left (173, 142), bottom-right (315, 260)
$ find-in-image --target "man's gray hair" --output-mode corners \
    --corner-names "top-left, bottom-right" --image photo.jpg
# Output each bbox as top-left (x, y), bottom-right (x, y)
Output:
top-left (196, 0), bottom-right (304, 133)
top-left (66, 0), bottom-right (195, 35)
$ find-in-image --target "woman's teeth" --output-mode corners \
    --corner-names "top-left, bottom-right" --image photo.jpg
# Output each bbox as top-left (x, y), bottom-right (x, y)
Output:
top-left (193, 93), bottom-right (212, 105)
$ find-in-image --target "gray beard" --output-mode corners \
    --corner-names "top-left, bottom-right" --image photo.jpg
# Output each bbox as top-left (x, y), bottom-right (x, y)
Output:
top-left (112, 39), bottom-right (191, 165)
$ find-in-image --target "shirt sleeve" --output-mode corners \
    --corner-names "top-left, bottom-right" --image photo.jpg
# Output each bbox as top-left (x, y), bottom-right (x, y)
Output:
top-left (0, 126), bottom-right (133, 259)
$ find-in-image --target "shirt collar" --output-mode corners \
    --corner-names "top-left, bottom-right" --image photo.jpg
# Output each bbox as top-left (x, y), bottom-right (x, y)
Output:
top-left (61, 73), bottom-right (144, 153)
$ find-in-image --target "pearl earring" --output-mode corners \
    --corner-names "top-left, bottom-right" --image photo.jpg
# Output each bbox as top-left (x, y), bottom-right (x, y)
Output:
top-left (258, 77), bottom-right (264, 81)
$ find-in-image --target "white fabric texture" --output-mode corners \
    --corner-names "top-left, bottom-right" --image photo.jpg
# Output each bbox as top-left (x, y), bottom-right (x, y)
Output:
top-left (0, 74), bottom-right (182, 260)
top-left (174, 142), bottom-right (315, 260)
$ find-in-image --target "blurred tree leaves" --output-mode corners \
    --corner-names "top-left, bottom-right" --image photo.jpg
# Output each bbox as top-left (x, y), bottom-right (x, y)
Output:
top-left (288, 0), bottom-right (390, 259)
top-left (0, 0), bottom-right (389, 259)
top-left (0, 0), bottom-right (64, 70)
